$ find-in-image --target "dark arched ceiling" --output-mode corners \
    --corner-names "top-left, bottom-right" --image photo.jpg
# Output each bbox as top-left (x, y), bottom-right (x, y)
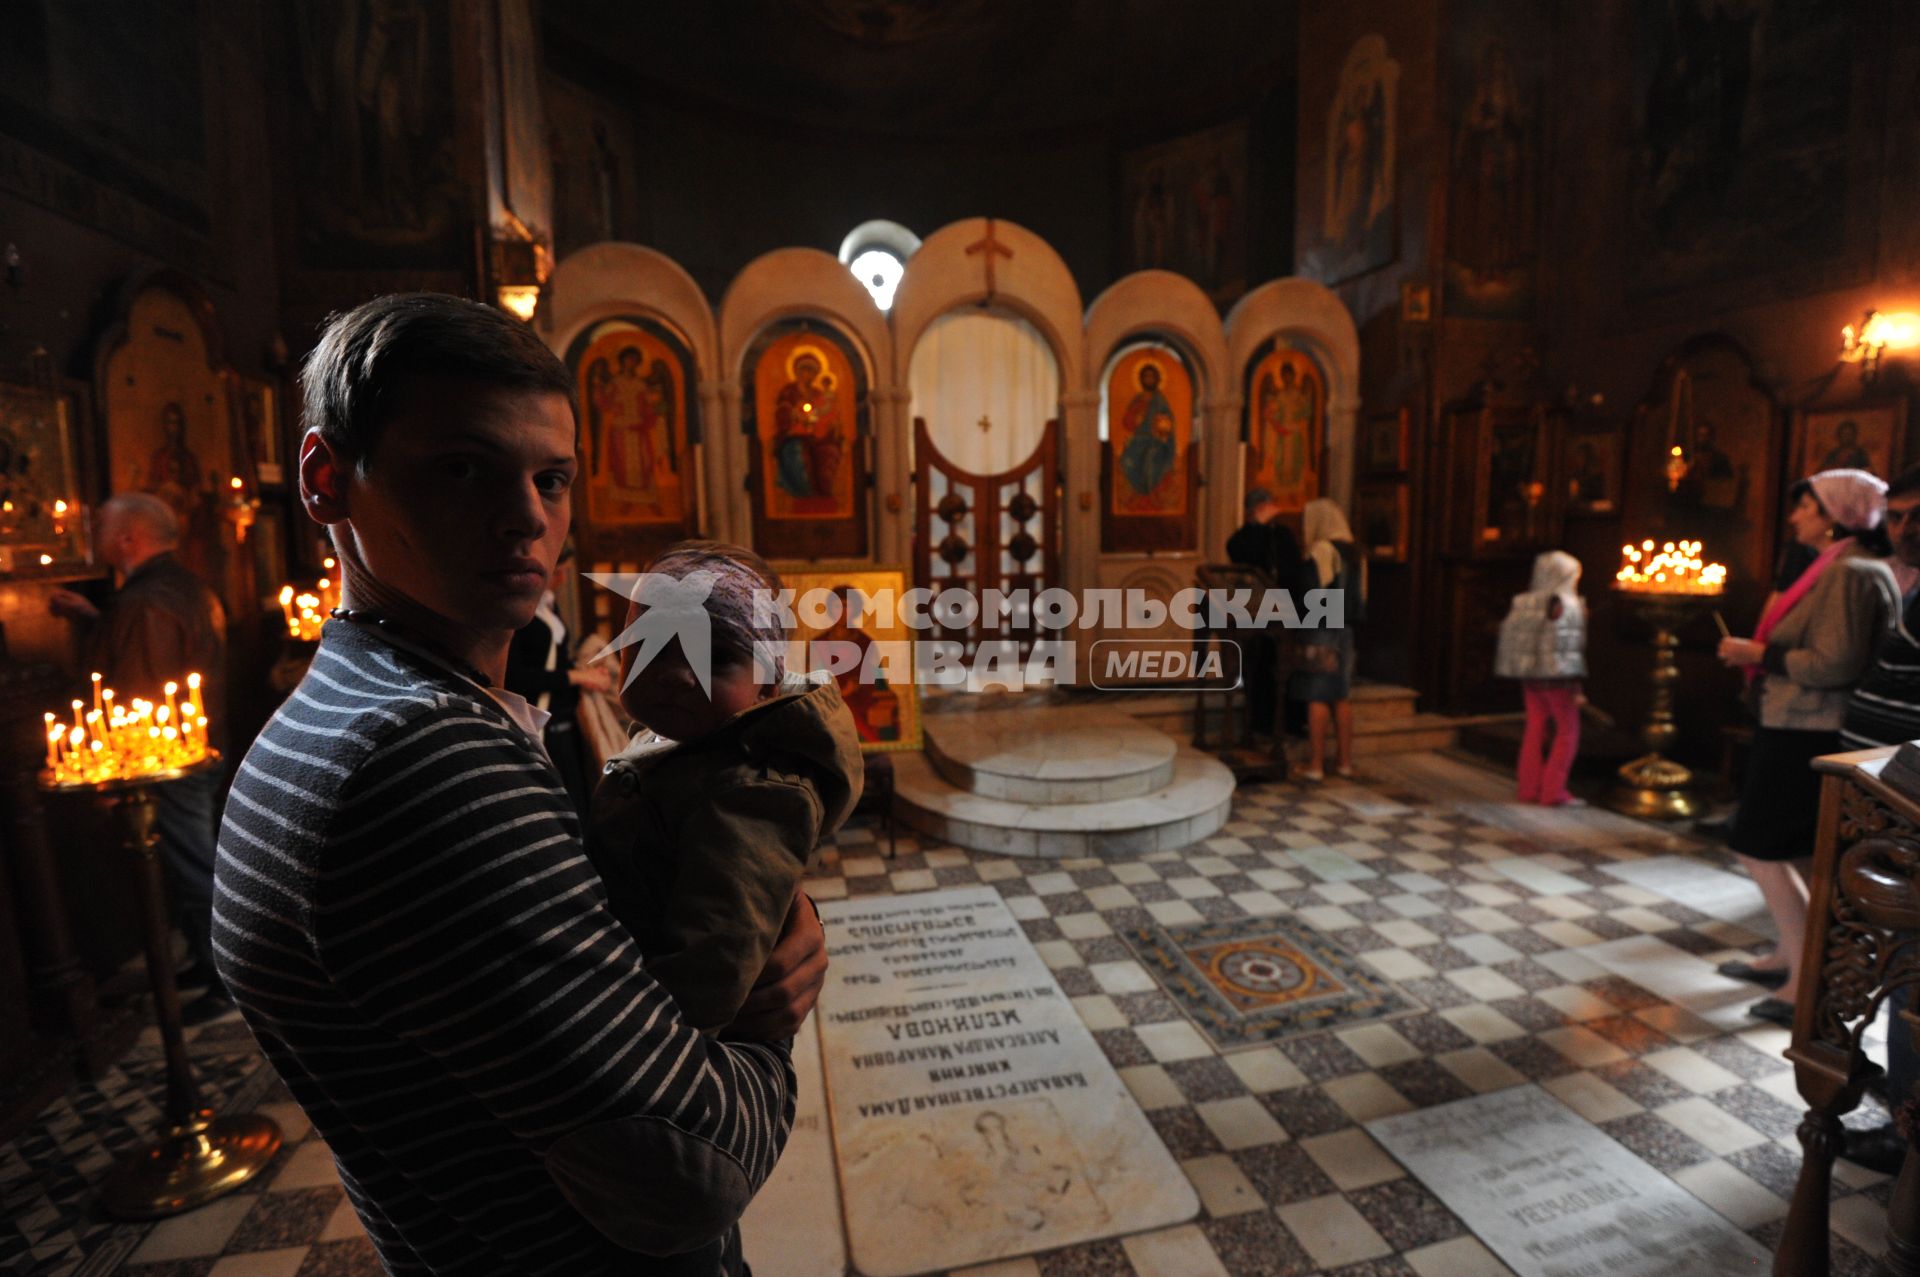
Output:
top-left (542, 0), bottom-right (1296, 139)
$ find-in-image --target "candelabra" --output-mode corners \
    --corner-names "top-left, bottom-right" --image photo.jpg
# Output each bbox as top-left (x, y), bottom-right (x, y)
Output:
top-left (1607, 540), bottom-right (1727, 821)
top-left (38, 677), bottom-right (280, 1216)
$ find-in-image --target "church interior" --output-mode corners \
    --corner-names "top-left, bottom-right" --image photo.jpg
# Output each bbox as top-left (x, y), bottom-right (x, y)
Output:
top-left (3, 1), bottom-right (1920, 1274)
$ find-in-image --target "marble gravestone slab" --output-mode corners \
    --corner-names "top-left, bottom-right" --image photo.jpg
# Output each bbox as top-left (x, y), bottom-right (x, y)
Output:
top-left (1368, 1085), bottom-right (1770, 1277)
top-left (741, 1015), bottom-right (845, 1277)
top-left (816, 887), bottom-right (1198, 1277)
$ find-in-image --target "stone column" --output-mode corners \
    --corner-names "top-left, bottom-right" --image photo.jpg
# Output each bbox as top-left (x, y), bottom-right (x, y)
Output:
top-left (1057, 389), bottom-right (1103, 600)
top-left (871, 386), bottom-right (913, 567)
top-left (699, 378), bottom-right (743, 547)
top-left (1326, 391), bottom-right (1359, 514)
top-left (1202, 393), bottom-right (1246, 556)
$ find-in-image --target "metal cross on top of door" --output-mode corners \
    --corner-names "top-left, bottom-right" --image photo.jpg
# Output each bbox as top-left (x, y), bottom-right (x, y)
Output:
top-left (976, 414), bottom-right (991, 434)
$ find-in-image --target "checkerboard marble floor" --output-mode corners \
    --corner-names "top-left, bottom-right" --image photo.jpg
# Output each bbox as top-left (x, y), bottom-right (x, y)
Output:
top-left (6, 749), bottom-right (1894, 1276)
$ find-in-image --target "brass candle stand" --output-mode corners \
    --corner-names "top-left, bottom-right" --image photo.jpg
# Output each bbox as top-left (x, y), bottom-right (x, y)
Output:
top-left (1607, 591), bottom-right (1717, 821)
top-left (39, 753), bottom-right (282, 1218)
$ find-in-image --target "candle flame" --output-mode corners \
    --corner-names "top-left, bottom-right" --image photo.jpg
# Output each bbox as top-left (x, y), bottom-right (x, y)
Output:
top-left (41, 672), bottom-right (211, 784)
top-left (1617, 537), bottom-right (1726, 595)
top-left (278, 570), bottom-right (341, 641)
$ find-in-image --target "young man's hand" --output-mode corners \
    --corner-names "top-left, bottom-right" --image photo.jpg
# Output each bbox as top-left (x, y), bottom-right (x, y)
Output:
top-left (731, 892), bottom-right (827, 1040)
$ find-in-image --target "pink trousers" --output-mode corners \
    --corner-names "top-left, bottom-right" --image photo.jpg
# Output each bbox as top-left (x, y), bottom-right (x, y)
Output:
top-left (1517, 681), bottom-right (1581, 805)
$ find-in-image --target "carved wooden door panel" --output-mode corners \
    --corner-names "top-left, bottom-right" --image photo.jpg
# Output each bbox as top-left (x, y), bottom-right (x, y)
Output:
top-left (913, 417), bottom-right (1059, 660)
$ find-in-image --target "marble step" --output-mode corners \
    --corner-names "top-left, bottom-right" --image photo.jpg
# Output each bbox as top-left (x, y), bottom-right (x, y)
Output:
top-left (893, 747), bottom-right (1236, 859)
top-left (923, 706), bottom-right (1177, 804)
top-left (1352, 683), bottom-right (1419, 720)
top-left (1123, 683), bottom-right (1421, 737)
top-left (1279, 711), bottom-right (1462, 760)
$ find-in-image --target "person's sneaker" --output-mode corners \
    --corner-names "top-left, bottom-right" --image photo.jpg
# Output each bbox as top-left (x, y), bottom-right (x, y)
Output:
top-left (1549, 796), bottom-right (1589, 808)
top-left (1295, 768), bottom-right (1325, 784)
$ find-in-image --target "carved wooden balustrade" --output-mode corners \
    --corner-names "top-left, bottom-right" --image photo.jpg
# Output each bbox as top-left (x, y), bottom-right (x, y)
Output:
top-left (1779, 749), bottom-right (1920, 1275)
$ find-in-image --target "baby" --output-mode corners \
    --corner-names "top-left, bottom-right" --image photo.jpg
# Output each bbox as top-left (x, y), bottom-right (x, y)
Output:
top-left (588, 541), bottom-right (864, 1033)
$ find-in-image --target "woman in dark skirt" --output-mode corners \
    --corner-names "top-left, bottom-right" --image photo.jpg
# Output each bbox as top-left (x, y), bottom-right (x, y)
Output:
top-left (1290, 498), bottom-right (1367, 782)
top-left (1717, 470), bottom-right (1898, 1025)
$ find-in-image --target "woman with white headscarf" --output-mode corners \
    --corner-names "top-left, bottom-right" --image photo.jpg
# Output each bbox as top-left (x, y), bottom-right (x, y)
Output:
top-left (1716, 469), bottom-right (1898, 1026)
top-left (1290, 497), bottom-right (1367, 781)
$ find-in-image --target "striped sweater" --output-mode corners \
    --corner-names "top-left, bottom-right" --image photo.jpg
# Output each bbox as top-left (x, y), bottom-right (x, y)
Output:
top-left (214, 619), bottom-right (793, 1275)
top-left (1843, 591), bottom-right (1920, 749)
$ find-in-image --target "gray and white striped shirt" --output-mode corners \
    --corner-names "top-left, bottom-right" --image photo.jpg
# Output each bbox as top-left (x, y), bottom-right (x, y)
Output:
top-left (215, 619), bottom-right (793, 1274)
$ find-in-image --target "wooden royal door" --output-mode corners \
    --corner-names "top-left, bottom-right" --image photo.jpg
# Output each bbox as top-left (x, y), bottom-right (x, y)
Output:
top-left (913, 416), bottom-right (1060, 660)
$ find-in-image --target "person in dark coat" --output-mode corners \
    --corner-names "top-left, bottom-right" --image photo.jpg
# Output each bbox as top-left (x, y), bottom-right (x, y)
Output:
top-left (504, 541), bottom-right (610, 817)
top-left (1226, 487), bottom-right (1302, 737)
top-left (50, 492), bottom-right (230, 1022)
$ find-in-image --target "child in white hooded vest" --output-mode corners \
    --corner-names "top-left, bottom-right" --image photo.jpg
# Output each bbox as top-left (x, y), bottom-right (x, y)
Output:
top-left (1495, 550), bottom-right (1588, 806)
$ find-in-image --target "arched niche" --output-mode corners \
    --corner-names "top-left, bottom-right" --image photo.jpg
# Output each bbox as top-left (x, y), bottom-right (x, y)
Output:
top-left (93, 268), bottom-right (251, 612)
top-left (544, 243), bottom-right (725, 556)
top-left (737, 319), bottom-right (875, 562)
top-left (546, 242), bottom-right (719, 376)
top-left (1084, 270), bottom-right (1234, 560)
top-left (891, 218), bottom-right (1084, 392)
top-left (1225, 277), bottom-right (1361, 514)
top-left (892, 218), bottom-right (1085, 590)
top-left (560, 315), bottom-right (705, 630)
top-left (718, 248), bottom-right (892, 561)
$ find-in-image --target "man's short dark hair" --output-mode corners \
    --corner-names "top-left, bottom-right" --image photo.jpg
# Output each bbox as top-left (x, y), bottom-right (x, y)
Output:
top-left (1244, 486), bottom-right (1273, 515)
top-left (301, 293), bottom-right (574, 466)
top-left (1890, 465), bottom-right (1920, 503)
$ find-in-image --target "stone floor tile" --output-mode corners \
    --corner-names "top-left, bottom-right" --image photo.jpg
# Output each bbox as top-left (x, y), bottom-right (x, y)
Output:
top-left (1276, 1193), bottom-right (1393, 1269)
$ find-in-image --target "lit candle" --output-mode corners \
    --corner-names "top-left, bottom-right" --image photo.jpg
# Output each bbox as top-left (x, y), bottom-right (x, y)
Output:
top-left (41, 672), bottom-right (211, 784)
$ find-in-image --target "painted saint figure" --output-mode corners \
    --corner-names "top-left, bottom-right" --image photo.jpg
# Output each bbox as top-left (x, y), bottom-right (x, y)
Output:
top-left (147, 402), bottom-right (203, 524)
top-left (1117, 363), bottom-right (1178, 502)
top-left (584, 357), bottom-right (613, 477)
top-left (606, 349), bottom-right (668, 499)
top-left (1258, 362), bottom-right (1318, 493)
top-left (1819, 420), bottom-right (1872, 472)
top-left (773, 347), bottom-right (845, 502)
top-left (1451, 41), bottom-right (1529, 277)
top-left (572, 324), bottom-right (691, 527)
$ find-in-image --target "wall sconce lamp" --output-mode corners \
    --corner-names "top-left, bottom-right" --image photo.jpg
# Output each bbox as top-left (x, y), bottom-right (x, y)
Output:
top-left (1841, 309), bottom-right (1920, 377)
top-left (491, 227), bottom-right (549, 323)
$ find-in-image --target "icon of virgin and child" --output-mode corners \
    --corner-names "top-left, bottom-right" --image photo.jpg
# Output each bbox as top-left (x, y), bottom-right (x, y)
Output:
top-left (770, 344), bottom-right (848, 514)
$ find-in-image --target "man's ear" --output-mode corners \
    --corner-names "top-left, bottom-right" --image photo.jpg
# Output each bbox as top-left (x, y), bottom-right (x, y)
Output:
top-left (299, 429), bottom-right (351, 527)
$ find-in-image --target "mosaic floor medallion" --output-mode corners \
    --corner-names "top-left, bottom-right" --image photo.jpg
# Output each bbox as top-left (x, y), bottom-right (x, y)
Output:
top-left (1125, 915), bottom-right (1418, 1049)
